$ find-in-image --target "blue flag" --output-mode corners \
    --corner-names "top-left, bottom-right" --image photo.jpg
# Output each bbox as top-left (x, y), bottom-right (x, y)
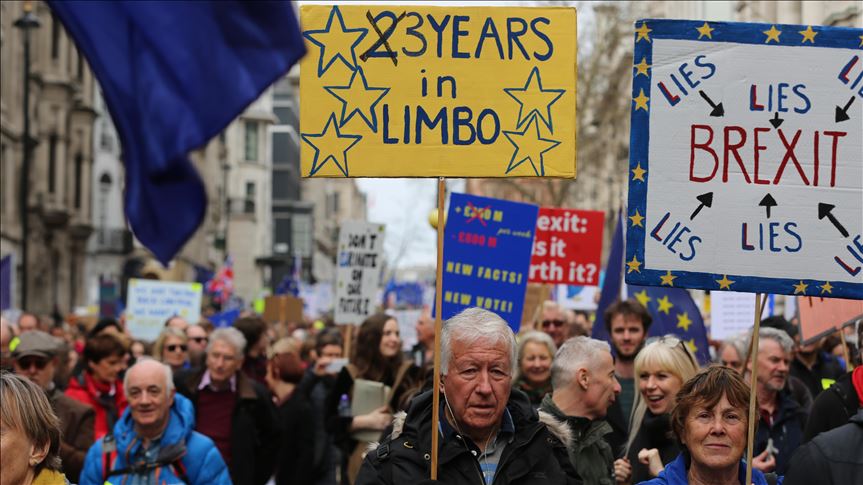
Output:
top-left (210, 307), bottom-right (241, 329)
top-left (0, 254), bottom-right (12, 311)
top-left (594, 213), bottom-right (710, 364)
top-left (49, 1), bottom-right (306, 264)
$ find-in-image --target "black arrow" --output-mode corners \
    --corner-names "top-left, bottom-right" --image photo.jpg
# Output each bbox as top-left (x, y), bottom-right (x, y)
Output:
top-left (698, 90), bottom-right (724, 117)
top-left (759, 194), bottom-right (778, 218)
top-left (835, 96), bottom-right (854, 123)
top-left (818, 203), bottom-right (849, 238)
top-left (769, 112), bottom-right (784, 129)
top-left (690, 192), bottom-right (714, 220)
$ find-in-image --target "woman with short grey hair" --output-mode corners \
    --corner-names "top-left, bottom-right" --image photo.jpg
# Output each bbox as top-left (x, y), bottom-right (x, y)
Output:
top-left (513, 331), bottom-right (557, 406)
top-left (0, 371), bottom-right (66, 485)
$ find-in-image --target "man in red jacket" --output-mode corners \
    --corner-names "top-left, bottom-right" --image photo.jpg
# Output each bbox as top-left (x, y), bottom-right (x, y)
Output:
top-left (66, 333), bottom-right (128, 439)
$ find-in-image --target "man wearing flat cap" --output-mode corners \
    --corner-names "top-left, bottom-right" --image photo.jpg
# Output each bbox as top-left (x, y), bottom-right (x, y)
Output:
top-left (12, 330), bottom-right (96, 483)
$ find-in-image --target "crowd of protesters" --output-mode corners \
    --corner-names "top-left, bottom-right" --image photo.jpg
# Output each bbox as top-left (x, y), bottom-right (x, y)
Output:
top-left (1, 297), bottom-right (861, 485)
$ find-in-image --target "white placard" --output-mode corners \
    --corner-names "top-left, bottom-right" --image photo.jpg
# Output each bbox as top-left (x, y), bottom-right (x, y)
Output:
top-left (710, 290), bottom-right (756, 340)
top-left (126, 279), bottom-right (202, 341)
top-left (335, 221), bottom-right (385, 325)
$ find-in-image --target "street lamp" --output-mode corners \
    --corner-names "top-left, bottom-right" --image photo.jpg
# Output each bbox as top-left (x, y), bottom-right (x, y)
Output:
top-left (14, 1), bottom-right (41, 310)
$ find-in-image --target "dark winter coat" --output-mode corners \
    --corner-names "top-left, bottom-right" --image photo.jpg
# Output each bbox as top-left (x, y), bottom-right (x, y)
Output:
top-left (626, 411), bottom-right (679, 484)
top-left (803, 370), bottom-right (860, 441)
top-left (275, 387), bottom-right (317, 485)
top-left (539, 395), bottom-right (615, 485)
top-left (48, 386), bottom-right (95, 483)
top-left (784, 409), bottom-right (863, 485)
top-left (789, 352), bottom-right (845, 400)
top-left (753, 389), bottom-right (808, 476)
top-left (355, 389), bottom-right (582, 485)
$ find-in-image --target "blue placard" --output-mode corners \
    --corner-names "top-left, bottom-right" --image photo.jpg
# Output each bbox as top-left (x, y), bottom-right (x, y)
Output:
top-left (442, 193), bottom-right (539, 331)
top-left (626, 19), bottom-right (863, 299)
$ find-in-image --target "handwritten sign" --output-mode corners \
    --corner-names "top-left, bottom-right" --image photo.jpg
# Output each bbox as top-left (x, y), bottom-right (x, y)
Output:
top-left (299, 5), bottom-right (577, 178)
top-left (442, 193), bottom-right (538, 331)
top-left (626, 19), bottom-right (863, 299)
top-left (125, 279), bottom-right (202, 341)
top-left (710, 291), bottom-right (757, 340)
top-left (798, 296), bottom-right (863, 343)
top-left (530, 207), bottom-right (604, 285)
top-left (335, 221), bottom-right (386, 325)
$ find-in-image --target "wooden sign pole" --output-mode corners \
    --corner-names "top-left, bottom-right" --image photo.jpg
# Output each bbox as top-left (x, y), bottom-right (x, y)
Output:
top-left (431, 177), bottom-right (445, 479)
top-left (839, 328), bottom-right (855, 371)
top-left (745, 293), bottom-right (767, 485)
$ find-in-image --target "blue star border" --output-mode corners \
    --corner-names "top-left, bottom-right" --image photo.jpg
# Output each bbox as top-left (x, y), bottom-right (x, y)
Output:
top-left (625, 18), bottom-right (863, 300)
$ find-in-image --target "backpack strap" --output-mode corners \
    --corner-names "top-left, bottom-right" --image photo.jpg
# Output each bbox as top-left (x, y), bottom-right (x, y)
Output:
top-left (387, 361), bottom-right (413, 404)
top-left (101, 434), bottom-right (117, 481)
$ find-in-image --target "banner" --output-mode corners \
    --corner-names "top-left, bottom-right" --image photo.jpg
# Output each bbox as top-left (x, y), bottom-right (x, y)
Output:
top-left (530, 207), bottom-right (604, 285)
top-left (299, 5), bottom-right (577, 178)
top-left (335, 221), bottom-right (386, 325)
top-left (125, 279), bottom-right (202, 341)
top-left (798, 296), bottom-right (863, 343)
top-left (626, 19), bottom-right (863, 299)
top-left (442, 193), bottom-right (538, 331)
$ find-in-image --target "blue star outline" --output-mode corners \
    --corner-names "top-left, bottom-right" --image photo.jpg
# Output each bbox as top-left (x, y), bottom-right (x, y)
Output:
top-left (303, 6), bottom-right (368, 77)
top-left (324, 66), bottom-right (390, 132)
top-left (301, 114), bottom-right (362, 177)
top-left (503, 66), bottom-right (566, 133)
top-left (502, 117), bottom-right (562, 176)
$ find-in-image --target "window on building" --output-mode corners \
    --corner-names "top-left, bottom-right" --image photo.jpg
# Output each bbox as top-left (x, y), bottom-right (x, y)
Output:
top-left (244, 181), bottom-right (256, 213)
top-left (48, 134), bottom-right (57, 193)
top-left (76, 47), bottom-right (83, 80)
top-left (51, 12), bottom-right (60, 60)
top-left (244, 121), bottom-right (259, 161)
top-left (73, 153), bottom-right (83, 209)
top-left (291, 213), bottom-right (313, 257)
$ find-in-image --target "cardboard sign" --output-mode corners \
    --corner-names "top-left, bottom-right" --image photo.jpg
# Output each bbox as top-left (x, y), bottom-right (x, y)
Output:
top-left (530, 207), bottom-right (604, 285)
top-left (263, 295), bottom-right (304, 324)
top-left (625, 19), bottom-right (863, 299)
top-left (299, 5), bottom-right (577, 178)
top-left (125, 279), bottom-right (202, 341)
top-left (798, 296), bottom-right (863, 342)
top-left (710, 291), bottom-right (757, 340)
top-left (442, 193), bottom-right (538, 331)
top-left (335, 221), bottom-right (386, 325)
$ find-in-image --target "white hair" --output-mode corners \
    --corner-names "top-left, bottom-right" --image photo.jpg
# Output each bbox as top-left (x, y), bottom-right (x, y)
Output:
top-left (750, 327), bottom-right (793, 355)
top-left (123, 357), bottom-right (174, 397)
top-left (207, 327), bottom-right (247, 356)
top-left (551, 336), bottom-right (611, 389)
top-left (441, 307), bottom-right (516, 376)
top-left (720, 334), bottom-right (748, 362)
top-left (515, 331), bottom-right (557, 381)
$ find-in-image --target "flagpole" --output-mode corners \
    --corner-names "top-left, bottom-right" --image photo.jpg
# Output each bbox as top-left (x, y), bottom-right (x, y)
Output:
top-left (745, 293), bottom-right (768, 485)
top-left (431, 177), bottom-right (445, 479)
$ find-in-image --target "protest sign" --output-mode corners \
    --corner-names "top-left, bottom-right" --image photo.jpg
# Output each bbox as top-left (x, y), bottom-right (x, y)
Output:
top-left (442, 193), bottom-right (538, 331)
top-left (530, 207), bottom-right (604, 285)
top-left (299, 5), bottom-right (577, 178)
top-left (625, 19), bottom-right (863, 299)
top-left (710, 291), bottom-right (757, 340)
top-left (125, 279), bottom-right (202, 341)
top-left (335, 221), bottom-right (386, 325)
top-left (798, 296), bottom-right (863, 342)
top-left (556, 284), bottom-right (599, 311)
top-left (263, 295), bottom-right (304, 325)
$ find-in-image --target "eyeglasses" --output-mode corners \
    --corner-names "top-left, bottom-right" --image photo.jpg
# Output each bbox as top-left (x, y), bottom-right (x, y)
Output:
top-left (166, 344), bottom-right (188, 352)
top-left (542, 319), bottom-right (565, 329)
top-left (190, 337), bottom-right (208, 344)
top-left (16, 357), bottom-right (50, 370)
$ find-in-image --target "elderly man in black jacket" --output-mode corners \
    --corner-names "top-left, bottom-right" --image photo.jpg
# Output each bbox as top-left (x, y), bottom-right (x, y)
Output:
top-left (357, 307), bottom-right (581, 485)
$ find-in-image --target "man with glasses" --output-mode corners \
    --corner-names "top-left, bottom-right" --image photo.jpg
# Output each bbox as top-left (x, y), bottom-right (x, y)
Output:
top-left (538, 300), bottom-right (567, 347)
top-left (12, 330), bottom-right (95, 483)
top-left (186, 324), bottom-right (209, 368)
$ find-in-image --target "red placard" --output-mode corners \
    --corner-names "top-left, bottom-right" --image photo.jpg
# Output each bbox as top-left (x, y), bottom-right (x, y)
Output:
top-left (798, 296), bottom-right (863, 343)
top-left (529, 208), bottom-right (605, 285)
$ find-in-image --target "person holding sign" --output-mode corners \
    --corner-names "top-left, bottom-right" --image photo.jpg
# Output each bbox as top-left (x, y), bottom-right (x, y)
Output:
top-left (638, 366), bottom-right (779, 485)
top-left (325, 313), bottom-right (422, 484)
top-left (355, 308), bottom-right (580, 485)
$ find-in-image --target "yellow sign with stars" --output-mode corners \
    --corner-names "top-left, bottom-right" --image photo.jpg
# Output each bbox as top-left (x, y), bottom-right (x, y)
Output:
top-left (299, 5), bottom-right (577, 178)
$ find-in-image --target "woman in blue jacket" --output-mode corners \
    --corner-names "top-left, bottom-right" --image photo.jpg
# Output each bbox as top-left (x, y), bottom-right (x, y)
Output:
top-left (638, 366), bottom-right (781, 485)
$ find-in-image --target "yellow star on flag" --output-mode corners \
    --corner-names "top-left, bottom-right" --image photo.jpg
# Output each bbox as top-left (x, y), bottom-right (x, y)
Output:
top-left (820, 281), bottom-right (834, 294)
top-left (660, 270), bottom-right (677, 286)
top-left (696, 22), bottom-right (714, 39)
top-left (629, 209), bottom-right (645, 227)
top-left (633, 89), bottom-right (649, 111)
top-left (676, 312), bottom-right (693, 332)
top-left (634, 57), bottom-right (651, 77)
top-left (626, 255), bottom-right (642, 274)
top-left (799, 25), bottom-right (817, 43)
top-left (685, 339), bottom-right (698, 355)
top-left (715, 275), bottom-right (735, 290)
top-left (763, 25), bottom-right (781, 43)
top-left (635, 23), bottom-right (652, 43)
top-left (859, 35), bottom-right (863, 47)
top-left (793, 280), bottom-right (808, 294)
top-left (634, 290), bottom-right (651, 308)
top-left (657, 295), bottom-right (674, 315)
top-left (632, 163), bottom-right (647, 182)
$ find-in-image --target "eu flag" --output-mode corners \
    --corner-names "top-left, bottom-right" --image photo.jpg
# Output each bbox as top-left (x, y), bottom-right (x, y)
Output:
top-left (595, 213), bottom-right (711, 364)
top-left (49, 1), bottom-right (306, 264)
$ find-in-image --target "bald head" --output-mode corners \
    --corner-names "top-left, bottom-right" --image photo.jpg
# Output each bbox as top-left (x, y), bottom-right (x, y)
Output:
top-left (124, 357), bottom-right (174, 396)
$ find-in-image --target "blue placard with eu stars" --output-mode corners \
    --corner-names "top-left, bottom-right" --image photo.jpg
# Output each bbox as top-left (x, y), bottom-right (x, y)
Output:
top-left (441, 193), bottom-right (539, 332)
top-left (626, 19), bottom-right (863, 300)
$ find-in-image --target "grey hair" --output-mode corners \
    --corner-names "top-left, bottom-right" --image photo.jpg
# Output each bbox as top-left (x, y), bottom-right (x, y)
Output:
top-left (207, 327), bottom-right (247, 356)
top-left (551, 336), bottom-right (611, 389)
top-left (720, 335), bottom-right (748, 362)
top-left (515, 331), bottom-right (557, 381)
top-left (750, 327), bottom-right (793, 355)
top-left (123, 357), bottom-right (175, 397)
top-left (441, 307), bottom-right (516, 376)
top-left (0, 371), bottom-right (62, 473)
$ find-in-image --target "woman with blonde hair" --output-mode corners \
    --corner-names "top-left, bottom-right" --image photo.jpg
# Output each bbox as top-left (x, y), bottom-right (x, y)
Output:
top-left (513, 331), bottom-right (556, 406)
top-left (0, 371), bottom-right (66, 485)
top-left (151, 327), bottom-right (189, 373)
top-left (625, 336), bottom-right (700, 484)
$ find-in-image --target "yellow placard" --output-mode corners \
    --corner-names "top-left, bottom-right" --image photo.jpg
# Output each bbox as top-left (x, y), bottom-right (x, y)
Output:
top-left (299, 5), bottom-right (577, 178)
